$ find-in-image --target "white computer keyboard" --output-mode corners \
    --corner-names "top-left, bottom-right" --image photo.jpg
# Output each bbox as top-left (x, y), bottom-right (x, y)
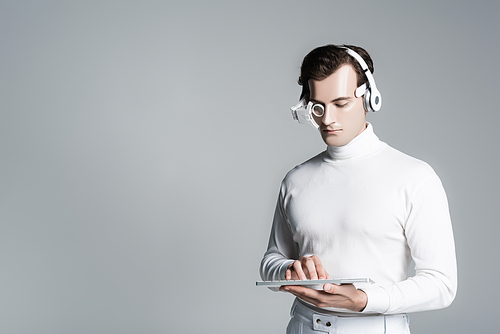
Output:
top-left (256, 277), bottom-right (374, 290)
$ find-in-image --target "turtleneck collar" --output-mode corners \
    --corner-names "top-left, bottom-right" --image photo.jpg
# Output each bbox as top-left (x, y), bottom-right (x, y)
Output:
top-left (322, 123), bottom-right (386, 163)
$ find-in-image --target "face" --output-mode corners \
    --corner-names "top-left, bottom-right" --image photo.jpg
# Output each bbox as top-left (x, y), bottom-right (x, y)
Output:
top-left (308, 65), bottom-right (367, 147)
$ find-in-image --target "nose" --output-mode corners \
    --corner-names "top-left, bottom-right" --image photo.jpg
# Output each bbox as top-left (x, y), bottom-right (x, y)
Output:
top-left (322, 105), bottom-right (337, 125)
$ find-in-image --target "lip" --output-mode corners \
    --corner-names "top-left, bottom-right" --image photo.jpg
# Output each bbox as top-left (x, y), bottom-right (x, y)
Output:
top-left (323, 129), bottom-right (343, 134)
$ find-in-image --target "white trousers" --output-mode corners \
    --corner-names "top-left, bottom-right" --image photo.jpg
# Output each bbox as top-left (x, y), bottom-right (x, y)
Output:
top-left (286, 299), bottom-right (410, 334)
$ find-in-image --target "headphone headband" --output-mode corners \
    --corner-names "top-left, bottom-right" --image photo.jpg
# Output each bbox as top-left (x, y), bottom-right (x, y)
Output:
top-left (341, 47), bottom-right (382, 112)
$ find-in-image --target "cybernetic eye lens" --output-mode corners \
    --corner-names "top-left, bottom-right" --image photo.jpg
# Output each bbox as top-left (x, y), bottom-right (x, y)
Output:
top-left (290, 100), bottom-right (320, 129)
top-left (311, 104), bottom-right (324, 117)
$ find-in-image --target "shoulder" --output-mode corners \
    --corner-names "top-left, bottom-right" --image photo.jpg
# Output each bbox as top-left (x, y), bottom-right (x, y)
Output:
top-left (374, 145), bottom-right (446, 199)
top-left (381, 144), bottom-right (437, 178)
top-left (281, 151), bottom-right (325, 185)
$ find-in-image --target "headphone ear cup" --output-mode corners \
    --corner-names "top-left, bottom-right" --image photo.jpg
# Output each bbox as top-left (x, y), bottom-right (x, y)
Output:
top-left (363, 88), bottom-right (374, 113)
top-left (370, 89), bottom-right (382, 112)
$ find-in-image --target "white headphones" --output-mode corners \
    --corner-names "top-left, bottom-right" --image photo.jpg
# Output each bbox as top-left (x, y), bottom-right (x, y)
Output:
top-left (290, 47), bottom-right (382, 129)
top-left (344, 47), bottom-right (382, 113)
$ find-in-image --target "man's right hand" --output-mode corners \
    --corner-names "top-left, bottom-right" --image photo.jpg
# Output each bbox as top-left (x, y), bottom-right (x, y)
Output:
top-left (285, 255), bottom-right (330, 281)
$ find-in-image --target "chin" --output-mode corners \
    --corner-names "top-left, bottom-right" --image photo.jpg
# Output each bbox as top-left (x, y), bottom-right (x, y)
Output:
top-left (323, 136), bottom-right (349, 147)
top-left (324, 139), bottom-right (348, 147)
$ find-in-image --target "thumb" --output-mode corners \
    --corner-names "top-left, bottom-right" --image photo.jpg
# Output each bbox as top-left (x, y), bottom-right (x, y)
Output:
top-left (323, 283), bottom-right (337, 294)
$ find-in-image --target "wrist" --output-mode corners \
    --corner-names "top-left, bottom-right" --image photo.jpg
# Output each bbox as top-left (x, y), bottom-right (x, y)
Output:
top-left (354, 289), bottom-right (368, 312)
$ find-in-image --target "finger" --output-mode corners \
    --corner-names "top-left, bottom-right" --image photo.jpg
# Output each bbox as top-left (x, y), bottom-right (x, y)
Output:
top-left (286, 269), bottom-right (301, 280)
top-left (293, 261), bottom-right (307, 280)
top-left (311, 255), bottom-right (328, 280)
top-left (283, 285), bottom-right (320, 296)
top-left (324, 283), bottom-right (353, 296)
top-left (285, 262), bottom-right (295, 280)
top-left (287, 263), bottom-right (301, 280)
top-left (283, 286), bottom-right (328, 306)
top-left (302, 257), bottom-right (318, 279)
top-left (315, 263), bottom-right (328, 280)
top-left (290, 270), bottom-right (300, 280)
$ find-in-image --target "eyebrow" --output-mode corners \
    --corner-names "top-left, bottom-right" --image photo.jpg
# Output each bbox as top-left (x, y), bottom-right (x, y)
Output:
top-left (310, 97), bottom-right (353, 104)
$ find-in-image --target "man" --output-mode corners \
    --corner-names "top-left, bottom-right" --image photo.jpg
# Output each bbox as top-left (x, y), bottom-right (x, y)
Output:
top-left (259, 44), bottom-right (457, 334)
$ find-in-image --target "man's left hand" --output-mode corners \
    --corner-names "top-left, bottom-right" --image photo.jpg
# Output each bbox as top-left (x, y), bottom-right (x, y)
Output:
top-left (279, 283), bottom-right (368, 312)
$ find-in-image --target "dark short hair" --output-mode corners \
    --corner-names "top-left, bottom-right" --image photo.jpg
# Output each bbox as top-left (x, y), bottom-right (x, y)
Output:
top-left (298, 44), bottom-right (374, 101)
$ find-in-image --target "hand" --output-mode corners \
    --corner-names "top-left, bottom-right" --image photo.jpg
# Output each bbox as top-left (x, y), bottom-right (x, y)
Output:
top-left (286, 255), bottom-right (330, 280)
top-left (279, 283), bottom-right (368, 312)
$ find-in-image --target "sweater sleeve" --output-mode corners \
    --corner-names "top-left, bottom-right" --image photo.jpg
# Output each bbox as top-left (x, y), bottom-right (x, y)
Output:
top-left (362, 170), bottom-right (457, 314)
top-left (260, 185), bottom-right (298, 284)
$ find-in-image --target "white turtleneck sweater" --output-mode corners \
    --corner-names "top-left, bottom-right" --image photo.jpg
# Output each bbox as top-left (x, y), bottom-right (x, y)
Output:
top-left (260, 123), bottom-right (457, 315)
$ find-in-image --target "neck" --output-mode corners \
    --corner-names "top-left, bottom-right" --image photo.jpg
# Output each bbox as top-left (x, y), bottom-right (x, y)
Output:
top-left (323, 123), bottom-right (385, 162)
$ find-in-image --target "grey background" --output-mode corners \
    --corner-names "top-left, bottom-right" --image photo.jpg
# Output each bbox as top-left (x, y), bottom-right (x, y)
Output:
top-left (1, 1), bottom-right (498, 333)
